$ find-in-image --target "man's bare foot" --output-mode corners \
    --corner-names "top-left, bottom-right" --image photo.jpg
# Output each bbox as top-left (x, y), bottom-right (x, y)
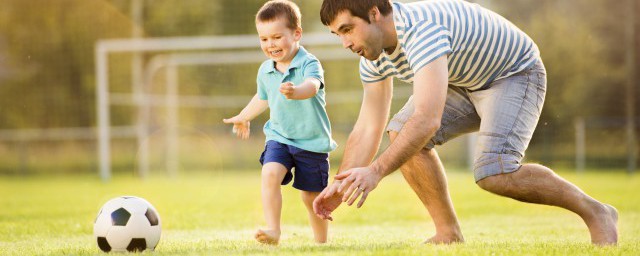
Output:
top-left (423, 233), bottom-right (464, 244)
top-left (255, 229), bottom-right (280, 245)
top-left (587, 203), bottom-right (618, 246)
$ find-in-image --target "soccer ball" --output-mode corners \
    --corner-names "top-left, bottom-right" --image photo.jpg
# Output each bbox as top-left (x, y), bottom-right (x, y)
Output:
top-left (93, 196), bottom-right (161, 252)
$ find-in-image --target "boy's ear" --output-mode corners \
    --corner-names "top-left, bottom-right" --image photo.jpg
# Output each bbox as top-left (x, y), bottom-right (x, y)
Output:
top-left (294, 27), bottom-right (303, 41)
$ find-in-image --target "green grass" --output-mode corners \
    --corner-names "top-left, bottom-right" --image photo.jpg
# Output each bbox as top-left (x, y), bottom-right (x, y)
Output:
top-left (1, 169), bottom-right (639, 255)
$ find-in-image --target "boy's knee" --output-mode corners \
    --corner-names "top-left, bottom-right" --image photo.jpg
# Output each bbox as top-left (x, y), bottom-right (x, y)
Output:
top-left (262, 163), bottom-right (287, 179)
top-left (300, 191), bottom-right (319, 202)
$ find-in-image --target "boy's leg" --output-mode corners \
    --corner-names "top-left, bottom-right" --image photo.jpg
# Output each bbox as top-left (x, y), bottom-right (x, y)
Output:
top-left (301, 191), bottom-right (328, 243)
top-left (287, 145), bottom-right (330, 243)
top-left (256, 162), bottom-right (288, 245)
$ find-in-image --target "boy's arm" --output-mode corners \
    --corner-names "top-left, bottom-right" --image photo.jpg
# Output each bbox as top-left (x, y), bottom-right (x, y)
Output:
top-left (222, 93), bottom-right (268, 139)
top-left (280, 78), bottom-right (322, 100)
top-left (236, 93), bottom-right (269, 120)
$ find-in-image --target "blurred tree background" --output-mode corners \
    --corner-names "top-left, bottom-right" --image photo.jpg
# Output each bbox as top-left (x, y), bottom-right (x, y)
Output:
top-left (0, 0), bottom-right (638, 175)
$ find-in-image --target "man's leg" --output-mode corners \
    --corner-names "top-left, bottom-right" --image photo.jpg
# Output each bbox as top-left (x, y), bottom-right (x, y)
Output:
top-left (477, 164), bottom-right (618, 245)
top-left (385, 86), bottom-right (480, 244)
top-left (389, 131), bottom-right (463, 244)
top-left (470, 60), bottom-right (617, 245)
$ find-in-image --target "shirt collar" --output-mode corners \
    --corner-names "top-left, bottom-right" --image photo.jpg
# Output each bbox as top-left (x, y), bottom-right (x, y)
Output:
top-left (263, 46), bottom-right (308, 74)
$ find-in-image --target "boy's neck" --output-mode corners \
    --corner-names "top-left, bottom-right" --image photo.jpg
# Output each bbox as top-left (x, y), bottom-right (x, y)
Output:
top-left (275, 45), bottom-right (300, 73)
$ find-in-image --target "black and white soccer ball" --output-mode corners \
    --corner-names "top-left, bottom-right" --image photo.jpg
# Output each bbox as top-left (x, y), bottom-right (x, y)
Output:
top-left (93, 196), bottom-right (161, 252)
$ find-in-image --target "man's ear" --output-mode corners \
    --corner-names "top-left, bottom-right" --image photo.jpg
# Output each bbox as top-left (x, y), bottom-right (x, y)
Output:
top-left (369, 6), bottom-right (381, 22)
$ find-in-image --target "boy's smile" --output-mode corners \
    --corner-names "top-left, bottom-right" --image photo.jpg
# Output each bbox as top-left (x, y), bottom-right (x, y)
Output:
top-left (256, 17), bottom-right (302, 69)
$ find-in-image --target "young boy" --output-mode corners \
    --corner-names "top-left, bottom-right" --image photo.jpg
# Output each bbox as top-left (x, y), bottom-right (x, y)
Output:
top-left (223, 0), bottom-right (337, 245)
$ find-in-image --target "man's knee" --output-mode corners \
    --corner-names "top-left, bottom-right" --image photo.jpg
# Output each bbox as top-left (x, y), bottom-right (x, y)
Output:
top-left (476, 174), bottom-right (505, 193)
top-left (475, 164), bottom-right (551, 192)
top-left (475, 164), bottom-right (523, 194)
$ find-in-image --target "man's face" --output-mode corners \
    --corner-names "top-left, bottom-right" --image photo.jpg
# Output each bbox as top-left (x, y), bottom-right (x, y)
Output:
top-left (328, 10), bottom-right (384, 61)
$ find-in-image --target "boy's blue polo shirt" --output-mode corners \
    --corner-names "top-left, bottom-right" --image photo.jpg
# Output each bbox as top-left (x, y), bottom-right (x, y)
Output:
top-left (257, 46), bottom-right (337, 153)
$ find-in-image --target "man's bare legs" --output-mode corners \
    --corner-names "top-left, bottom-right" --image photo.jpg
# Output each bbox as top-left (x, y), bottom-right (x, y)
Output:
top-left (389, 131), bottom-right (464, 244)
top-left (301, 191), bottom-right (328, 243)
top-left (255, 162), bottom-right (287, 245)
top-left (477, 163), bottom-right (618, 245)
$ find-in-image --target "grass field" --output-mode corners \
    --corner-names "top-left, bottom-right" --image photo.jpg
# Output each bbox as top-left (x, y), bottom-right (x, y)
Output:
top-left (1, 169), bottom-right (639, 255)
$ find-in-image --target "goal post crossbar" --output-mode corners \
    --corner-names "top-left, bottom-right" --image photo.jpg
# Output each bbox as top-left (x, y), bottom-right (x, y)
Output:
top-left (96, 33), bottom-right (347, 181)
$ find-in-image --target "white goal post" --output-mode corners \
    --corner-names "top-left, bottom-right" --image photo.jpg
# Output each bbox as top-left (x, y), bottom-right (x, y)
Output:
top-left (95, 33), bottom-right (357, 181)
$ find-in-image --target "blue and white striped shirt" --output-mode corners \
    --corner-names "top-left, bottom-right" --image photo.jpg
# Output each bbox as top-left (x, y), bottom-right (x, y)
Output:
top-left (360, 0), bottom-right (540, 90)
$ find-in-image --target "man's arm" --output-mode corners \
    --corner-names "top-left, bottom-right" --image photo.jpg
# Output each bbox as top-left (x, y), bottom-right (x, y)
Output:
top-left (338, 77), bottom-right (394, 173)
top-left (336, 55), bottom-right (449, 207)
top-left (369, 55), bottom-right (448, 177)
top-left (312, 76), bottom-right (393, 220)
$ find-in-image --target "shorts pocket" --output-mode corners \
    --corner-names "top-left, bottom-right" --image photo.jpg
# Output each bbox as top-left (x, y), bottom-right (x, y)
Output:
top-left (317, 161), bottom-right (330, 188)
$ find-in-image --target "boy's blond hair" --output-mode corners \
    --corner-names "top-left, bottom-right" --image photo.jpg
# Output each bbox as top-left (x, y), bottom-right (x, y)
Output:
top-left (256, 0), bottom-right (302, 30)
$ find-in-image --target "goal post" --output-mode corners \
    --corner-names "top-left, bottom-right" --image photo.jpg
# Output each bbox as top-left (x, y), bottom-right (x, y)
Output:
top-left (95, 33), bottom-right (353, 181)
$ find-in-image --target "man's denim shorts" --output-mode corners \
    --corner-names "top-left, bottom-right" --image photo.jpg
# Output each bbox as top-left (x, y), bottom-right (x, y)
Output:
top-left (259, 140), bottom-right (329, 192)
top-left (387, 60), bottom-right (547, 182)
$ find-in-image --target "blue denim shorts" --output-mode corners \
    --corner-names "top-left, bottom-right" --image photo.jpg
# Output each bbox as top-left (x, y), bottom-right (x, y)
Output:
top-left (259, 140), bottom-right (330, 192)
top-left (387, 60), bottom-right (547, 182)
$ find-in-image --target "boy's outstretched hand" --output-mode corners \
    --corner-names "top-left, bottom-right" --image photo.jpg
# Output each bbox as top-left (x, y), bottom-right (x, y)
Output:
top-left (279, 82), bottom-right (296, 99)
top-left (222, 116), bottom-right (250, 139)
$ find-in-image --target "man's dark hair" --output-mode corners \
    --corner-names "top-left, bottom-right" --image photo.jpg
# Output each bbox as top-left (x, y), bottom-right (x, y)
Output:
top-left (256, 0), bottom-right (302, 30)
top-left (320, 0), bottom-right (392, 26)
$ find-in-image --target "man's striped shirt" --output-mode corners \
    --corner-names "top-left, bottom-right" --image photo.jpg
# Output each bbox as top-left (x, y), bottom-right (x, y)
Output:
top-left (360, 0), bottom-right (540, 90)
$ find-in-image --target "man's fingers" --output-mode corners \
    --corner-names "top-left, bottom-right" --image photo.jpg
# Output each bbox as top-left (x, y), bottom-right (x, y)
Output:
top-left (346, 188), bottom-right (362, 206)
top-left (323, 184), bottom-right (339, 199)
top-left (341, 183), bottom-right (358, 202)
top-left (334, 171), bottom-right (351, 180)
top-left (320, 186), bottom-right (332, 199)
top-left (337, 176), bottom-right (354, 193)
top-left (356, 191), bottom-right (368, 208)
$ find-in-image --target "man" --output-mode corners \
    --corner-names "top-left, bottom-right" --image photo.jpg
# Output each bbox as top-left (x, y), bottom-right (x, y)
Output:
top-left (312, 0), bottom-right (618, 245)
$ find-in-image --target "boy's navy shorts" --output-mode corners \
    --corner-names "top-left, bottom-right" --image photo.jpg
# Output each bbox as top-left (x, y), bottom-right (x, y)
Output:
top-left (259, 140), bottom-right (329, 192)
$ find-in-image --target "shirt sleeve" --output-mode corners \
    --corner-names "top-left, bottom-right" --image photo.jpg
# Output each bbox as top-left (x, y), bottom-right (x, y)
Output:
top-left (404, 21), bottom-right (452, 73)
top-left (257, 73), bottom-right (268, 100)
top-left (359, 58), bottom-right (387, 84)
top-left (303, 58), bottom-right (325, 89)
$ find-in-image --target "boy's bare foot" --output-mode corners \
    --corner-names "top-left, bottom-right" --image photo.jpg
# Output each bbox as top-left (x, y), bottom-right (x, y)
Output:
top-left (588, 203), bottom-right (618, 246)
top-left (255, 229), bottom-right (280, 245)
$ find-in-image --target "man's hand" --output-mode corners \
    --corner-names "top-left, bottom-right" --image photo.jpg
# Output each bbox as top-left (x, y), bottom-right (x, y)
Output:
top-left (335, 166), bottom-right (383, 208)
top-left (279, 82), bottom-right (296, 99)
top-left (222, 115), bottom-right (250, 139)
top-left (313, 180), bottom-right (344, 221)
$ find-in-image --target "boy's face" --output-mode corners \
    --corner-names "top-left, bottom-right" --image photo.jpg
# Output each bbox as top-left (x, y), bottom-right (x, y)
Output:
top-left (328, 10), bottom-right (385, 61)
top-left (256, 17), bottom-right (302, 65)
